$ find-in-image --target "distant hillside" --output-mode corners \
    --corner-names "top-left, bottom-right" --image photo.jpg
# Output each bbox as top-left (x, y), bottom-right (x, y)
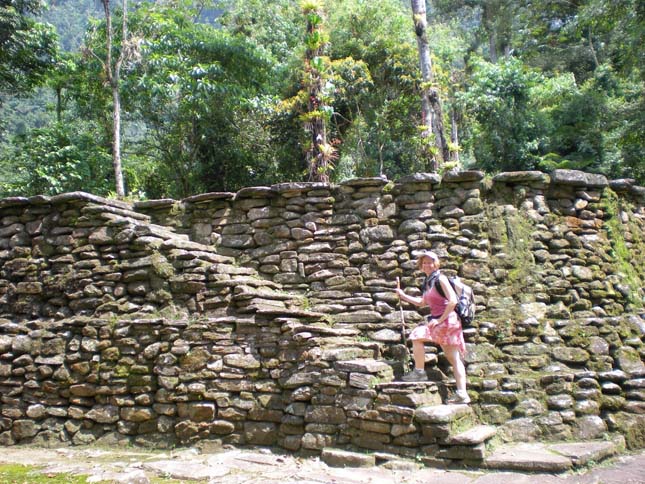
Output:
top-left (0, 1), bottom-right (224, 139)
top-left (42, 0), bottom-right (223, 51)
top-left (43, 0), bottom-right (102, 52)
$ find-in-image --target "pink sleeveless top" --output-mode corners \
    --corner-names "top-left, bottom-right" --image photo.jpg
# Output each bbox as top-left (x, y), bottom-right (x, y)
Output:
top-left (409, 276), bottom-right (466, 355)
top-left (423, 284), bottom-right (450, 318)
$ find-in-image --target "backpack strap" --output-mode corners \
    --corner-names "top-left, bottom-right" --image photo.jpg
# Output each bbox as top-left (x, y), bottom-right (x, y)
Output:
top-left (423, 271), bottom-right (446, 298)
top-left (421, 274), bottom-right (430, 293)
top-left (434, 274), bottom-right (447, 299)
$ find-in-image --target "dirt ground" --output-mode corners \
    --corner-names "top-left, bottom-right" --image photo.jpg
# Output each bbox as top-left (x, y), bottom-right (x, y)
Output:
top-left (1, 445), bottom-right (644, 484)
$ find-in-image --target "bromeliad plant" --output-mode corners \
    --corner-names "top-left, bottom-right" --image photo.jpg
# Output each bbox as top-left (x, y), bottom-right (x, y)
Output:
top-left (300, 0), bottom-right (337, 182)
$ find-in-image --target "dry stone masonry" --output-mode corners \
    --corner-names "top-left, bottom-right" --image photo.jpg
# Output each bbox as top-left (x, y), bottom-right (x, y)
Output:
top-left (0, 169), bottom-right (644, 467)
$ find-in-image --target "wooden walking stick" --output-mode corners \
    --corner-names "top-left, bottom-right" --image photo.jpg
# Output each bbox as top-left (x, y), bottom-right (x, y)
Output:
top-left (396, 277), bottom-right (407, 346)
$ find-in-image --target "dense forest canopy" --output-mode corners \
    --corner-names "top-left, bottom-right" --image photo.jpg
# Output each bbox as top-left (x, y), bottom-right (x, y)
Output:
top-left (0, 0), bottom-right (643, 199)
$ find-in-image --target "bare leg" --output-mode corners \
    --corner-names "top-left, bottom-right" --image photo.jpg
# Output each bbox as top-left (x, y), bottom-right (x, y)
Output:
top-left (401, 338), bottom-right (430, 381)
top-left (412, 339), bottom-right (426, 370)
top-left (442, 344), bottom-right (467, 392)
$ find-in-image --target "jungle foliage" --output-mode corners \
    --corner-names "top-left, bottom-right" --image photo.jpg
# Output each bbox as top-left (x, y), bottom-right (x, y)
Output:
top-left (0, 0), bottom-right (643, 199)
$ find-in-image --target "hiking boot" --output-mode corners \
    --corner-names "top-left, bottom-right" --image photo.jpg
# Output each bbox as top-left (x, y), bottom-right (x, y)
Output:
top-left (401, 368), bottom-right (428, 382)
top-left (445, 390), bottom-right (471, 405)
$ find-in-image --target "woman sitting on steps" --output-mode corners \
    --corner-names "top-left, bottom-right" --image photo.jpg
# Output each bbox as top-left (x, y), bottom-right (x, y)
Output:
top-left (394, 250), bottom-right (470, 404)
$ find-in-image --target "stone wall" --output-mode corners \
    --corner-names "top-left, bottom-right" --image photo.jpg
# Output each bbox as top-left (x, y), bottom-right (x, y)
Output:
top-left (136, 170), bottom-right (645, 320)
top-left (0, 169), bottom-right (644, 459)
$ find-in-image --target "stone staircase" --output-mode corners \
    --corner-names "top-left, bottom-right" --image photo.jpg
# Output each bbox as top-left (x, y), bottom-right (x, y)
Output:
top-left (243, 286), bottom-right (501, 466)
top-left (281, 322), bottom-right (624, 471)
top-left (334, 376), bottom-right (498, 467)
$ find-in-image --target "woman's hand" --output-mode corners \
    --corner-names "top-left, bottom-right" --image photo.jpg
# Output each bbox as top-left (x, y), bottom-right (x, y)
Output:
top-left (427, 318), bottom-right (439, 327)
top-left (396, 289), bottom-right (423, 308)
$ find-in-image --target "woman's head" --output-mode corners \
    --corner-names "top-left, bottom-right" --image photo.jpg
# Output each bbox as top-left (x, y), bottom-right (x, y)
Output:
top-left (416, 250), bottom-right (440, 274)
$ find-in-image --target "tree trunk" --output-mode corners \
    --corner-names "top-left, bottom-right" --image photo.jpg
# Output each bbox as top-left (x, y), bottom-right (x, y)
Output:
top-left (303, 4), bottom-right (333, 183)
top-left (111, 83), bottom-right (125, 197)
top-left (489, 33), bottom-right (498, 63)
top-left (307, 72), bottom-right (327, 182)
top-left (588, 28), bottom-right (600, 68)
top-left (55, 87), bottom-right (62, 123)
top-left (450, 106), bottom-right (459, 163)
top-left (101, 0), bottom-right (126, 198)
top-left (411, 0), bottom-right (448, 171)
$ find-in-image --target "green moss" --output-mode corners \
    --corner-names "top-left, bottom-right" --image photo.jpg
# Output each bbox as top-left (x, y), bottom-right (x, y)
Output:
top-left (505, 215), bottom-right (536, 281)
top-left (148, 289), bottom-right (173, 305)
top-left (114, 364), bottom-right (131, 378)
top-left (484, 434), bottom-right (504, 453)
top-left (107, 314), bottom-right (119, 331)
top-left (321, 314), bottom-right (336, 326)
top-left (485, 203), bottom-right (537, 285)
top-left (168, 201), bottom-right (186, 218)
top-left (450, 412), bottom-right (478, 435)
top-left (484, 202), bottom-right (540, 331)
top-left (368, 376), bottom-right (382, 388)
top-left (569, 335), bottom-right (592, 347)
top-left (601, 189), bottom-right (645, 309)
top-left (43, 270), bottom-right (74, 291)
top-left (180, 347), bottom-right (210, 371)
top-left (101, 347), bottom-right (120, 361)
top-left (382, 181), bottom-right (395, 193)
top-left (560, 323), bottom-right (596, 347)
top-left (151, 252), bottom-right (175, 279)
top-left (296, 296), bottom-right (311, 310)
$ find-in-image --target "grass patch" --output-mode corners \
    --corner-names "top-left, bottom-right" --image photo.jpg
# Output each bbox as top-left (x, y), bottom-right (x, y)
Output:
top-left (0, 464), bottom-right (90, 484)
top-left (0, 463), bottom-right (188, 484)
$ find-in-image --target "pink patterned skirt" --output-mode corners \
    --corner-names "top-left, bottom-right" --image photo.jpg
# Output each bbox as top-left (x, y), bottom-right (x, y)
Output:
top-left (409, 312), bottom-right (466, 355)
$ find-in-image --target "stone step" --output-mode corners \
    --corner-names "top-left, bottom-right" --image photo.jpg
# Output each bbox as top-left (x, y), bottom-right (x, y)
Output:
top-left (334, 358), bottom-right (396, 385)
top-left (321, 439), bottom-right (623, 472)
top-left (414, 403), bottom-right (482, 464)
top-left (414, 404), bottom-right (474, 425)
top-left (320, 346), bottom-right (381, 362)
top-left (322, 448), bottom-right (432, 471)
top-left (548, 439), bottom-right (622, 466)
top-left (82, 202), bottom-right (151, 223)
top-left (208, 277), bottom-right (280, 290)
top-left (321, 448), bottom-right (375, 468)
top-left (256, 307), bottom-right (328, 318)
top-left (484, 439), bottom-right (622, 472)
top-left (434, 442), bottom-right (486, 462)
top-left (334, 358), bottom-right (393, 374)
top-left (375, 381), bottom-right (442, 406)
top-left (439, 424), bottom-right (497, 445)
top-left (286, 324), bottom-right (361, 336)
top-left (232, 285), bottom-right (301, 302)
top-left (484, 443), bottom-right (572, 473)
